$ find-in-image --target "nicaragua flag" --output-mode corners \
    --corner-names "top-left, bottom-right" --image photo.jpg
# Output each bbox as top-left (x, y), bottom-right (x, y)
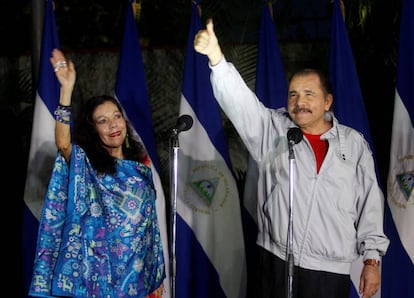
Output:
top-left (22, 0), bottom-right (61, 296)
top-left (242, 3), bottom-right (287, 294)
top-left (174, 1), bottom-right (246, 297)
top-left (328, 1), bottom-right (380, 297)
top-left (114, 2), bottom-right (171, 297)
top-left (244, 2), bottom-right (287, 223)
top-left (383, 0), bottom-right (414, 296)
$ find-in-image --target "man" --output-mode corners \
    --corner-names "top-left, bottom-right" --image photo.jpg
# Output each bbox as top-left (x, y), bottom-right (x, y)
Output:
top-left (194, 19), bottom-right (389, 298)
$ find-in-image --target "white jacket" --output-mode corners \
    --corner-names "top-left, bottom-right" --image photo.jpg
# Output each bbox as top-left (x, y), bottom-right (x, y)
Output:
top-left (210, 57), bottom-right (389, 274)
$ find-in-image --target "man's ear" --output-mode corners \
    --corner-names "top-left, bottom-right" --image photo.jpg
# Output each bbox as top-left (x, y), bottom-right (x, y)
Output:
top-left (325, 93), bottom-right (333, 110)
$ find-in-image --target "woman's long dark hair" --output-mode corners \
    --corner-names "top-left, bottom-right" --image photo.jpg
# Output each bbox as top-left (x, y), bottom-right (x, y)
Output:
top-left (72, 95), bottom-right (148, 175)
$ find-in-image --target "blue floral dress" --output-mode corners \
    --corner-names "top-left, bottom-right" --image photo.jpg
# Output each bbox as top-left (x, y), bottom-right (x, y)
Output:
top-left (29, 145), bottom-right (165, 297)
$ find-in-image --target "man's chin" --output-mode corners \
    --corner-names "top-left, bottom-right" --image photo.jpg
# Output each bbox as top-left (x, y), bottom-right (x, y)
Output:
top-left (292, 115), bottom-right (310, 125)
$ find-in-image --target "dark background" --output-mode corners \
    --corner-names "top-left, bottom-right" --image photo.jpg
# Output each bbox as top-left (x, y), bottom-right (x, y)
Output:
top-left (0, 0), bottom-right (401, 181)
top-left (0, 0), bottom-right (402, 296)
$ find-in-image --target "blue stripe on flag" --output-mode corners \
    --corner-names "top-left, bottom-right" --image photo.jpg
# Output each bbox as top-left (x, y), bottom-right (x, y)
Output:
top-left (175, 2), bottom-right (246, 297)
top-left (329, 0), bottom-right (373, 148)
top-left (395, 0), bottom-right (414, 123)
top-left (23, 1), bottom-right (60, 296)
top-left (114, 1), bottom-right (158, 167)
top-left (114, 2), bottom-right (170, 297)
top-left (383, 0), bottom-right (414, 296)
top-left (255, 3), bottom-right (287, 108)
top-left (328, 1), bottom-right (380, 297)
top-left (37, 1), bottom-right (61, 115)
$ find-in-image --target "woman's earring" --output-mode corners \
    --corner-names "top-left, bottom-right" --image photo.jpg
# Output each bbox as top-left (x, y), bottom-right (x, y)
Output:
top-left (125, 133), bottom-right (130, 149)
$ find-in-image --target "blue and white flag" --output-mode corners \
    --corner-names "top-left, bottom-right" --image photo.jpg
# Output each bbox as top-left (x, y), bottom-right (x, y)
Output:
top-left (328, 1), bottom-right (380, 297)
top-left (244, 3), bottom-right (287, 223)
top-left (383, 0), bottom-right (414, 296)
top-left (22, 0), bottom-right (60, 296)
top-left (174, 2), bottom-right (246, 297)
top-left (114, 2), bottom-right (171, 296)
top-left (242, 4), bottom-right (287, 292)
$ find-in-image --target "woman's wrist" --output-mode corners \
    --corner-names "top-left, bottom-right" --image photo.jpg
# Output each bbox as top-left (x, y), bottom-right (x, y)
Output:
top-left (54, 104), bottom-right (72, 124)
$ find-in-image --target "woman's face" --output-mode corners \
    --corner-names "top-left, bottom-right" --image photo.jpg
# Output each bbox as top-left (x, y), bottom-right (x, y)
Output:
top-left (93, 101), bottom-right (127, 155)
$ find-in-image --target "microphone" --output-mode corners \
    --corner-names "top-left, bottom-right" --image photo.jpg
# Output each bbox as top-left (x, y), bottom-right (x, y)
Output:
top-left (287, 127), bottom-right (303, 145)
top-left (169, 114), bottom-right (193, 136)
top-left (287, 127), bottom-right (303, 159)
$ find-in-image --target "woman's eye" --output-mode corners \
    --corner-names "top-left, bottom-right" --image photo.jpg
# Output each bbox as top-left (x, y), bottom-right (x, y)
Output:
top-left (96, 119), bottom-right (107, 125)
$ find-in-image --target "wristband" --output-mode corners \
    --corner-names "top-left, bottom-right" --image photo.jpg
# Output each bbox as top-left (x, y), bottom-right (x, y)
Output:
top-left (54, 104), bottom-right (72, 125)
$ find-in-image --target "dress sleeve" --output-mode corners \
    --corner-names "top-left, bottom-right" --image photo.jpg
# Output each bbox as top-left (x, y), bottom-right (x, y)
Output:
top-left (28, 152), bottom-right (69, 297)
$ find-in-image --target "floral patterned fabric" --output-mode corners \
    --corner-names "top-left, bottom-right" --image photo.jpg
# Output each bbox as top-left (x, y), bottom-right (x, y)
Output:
top-left (29, 145), bottom-right (165, 298)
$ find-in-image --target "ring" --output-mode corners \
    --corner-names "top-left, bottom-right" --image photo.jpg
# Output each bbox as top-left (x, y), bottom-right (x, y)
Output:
top-left (54, 60), bottom-right (67, 72)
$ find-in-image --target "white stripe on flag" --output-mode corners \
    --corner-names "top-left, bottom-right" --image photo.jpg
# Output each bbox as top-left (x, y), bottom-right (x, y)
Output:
top-left (387, 91), bottom-right (414, 259)
top-left (24, 95), bottom-right (56, 219)
top-left (177, 98), bottom-right (246, 298)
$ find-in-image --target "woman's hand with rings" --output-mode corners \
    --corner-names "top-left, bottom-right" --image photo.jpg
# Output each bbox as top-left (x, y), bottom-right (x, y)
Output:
top-left (54, 60), bottom-right (67, 72)
top-left (50, 48), bottom-right (76, 90)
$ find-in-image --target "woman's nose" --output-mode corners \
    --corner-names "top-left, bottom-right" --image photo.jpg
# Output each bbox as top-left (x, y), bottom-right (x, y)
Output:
top-left (109, 119), bottom-right (117, 128)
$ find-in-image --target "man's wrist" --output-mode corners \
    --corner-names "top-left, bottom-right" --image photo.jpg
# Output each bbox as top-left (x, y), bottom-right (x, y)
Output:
top-left (209, 48), bottom-right (223, 66)
top-left (363, 259), bottom-right (380, 267)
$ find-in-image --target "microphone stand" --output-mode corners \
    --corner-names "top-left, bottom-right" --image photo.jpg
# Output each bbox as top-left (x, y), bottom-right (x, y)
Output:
top-left (166, 114), bottom-right (193, 298)
top-left (169, 130), bottom-right (180, 298)
top-left (287, 140), bottom-right (296, 298)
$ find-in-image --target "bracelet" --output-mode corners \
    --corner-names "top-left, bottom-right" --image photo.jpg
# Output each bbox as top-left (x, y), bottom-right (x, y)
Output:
top-left (58, 103), bottom-right (71, 108)
top-left (54, 104), bottom-right (72, 125)
top-left (363, 259), bottom-right (380, 266)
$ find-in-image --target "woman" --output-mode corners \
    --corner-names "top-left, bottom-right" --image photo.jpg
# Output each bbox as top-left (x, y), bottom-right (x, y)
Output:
top-left (29, 49), bottom-right (166, 298)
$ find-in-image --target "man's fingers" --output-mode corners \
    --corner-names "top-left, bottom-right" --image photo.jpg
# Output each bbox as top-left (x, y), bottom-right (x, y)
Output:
top-left (206, 18), bottom-right (214, 35)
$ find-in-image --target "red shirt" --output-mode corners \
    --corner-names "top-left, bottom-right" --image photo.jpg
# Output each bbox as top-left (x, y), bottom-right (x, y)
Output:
top-left (303, 132), bottom-right (328, 173)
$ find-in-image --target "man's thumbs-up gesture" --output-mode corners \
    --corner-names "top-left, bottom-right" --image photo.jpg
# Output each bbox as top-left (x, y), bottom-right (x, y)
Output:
top-left (193, 19), bottom-right (223, 66)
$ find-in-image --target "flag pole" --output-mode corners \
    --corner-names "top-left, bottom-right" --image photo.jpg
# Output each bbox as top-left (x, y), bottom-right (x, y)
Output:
top-left (30, 0), bottom-right (44, 94)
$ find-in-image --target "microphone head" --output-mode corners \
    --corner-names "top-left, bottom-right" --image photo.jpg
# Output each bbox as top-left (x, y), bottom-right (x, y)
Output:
top-left (175, 114), bottom-right (193, 133)
top-left (287, 127), bottom-right (303, 144)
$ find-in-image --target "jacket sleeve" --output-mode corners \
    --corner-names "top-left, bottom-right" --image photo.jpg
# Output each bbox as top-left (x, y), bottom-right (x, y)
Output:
top-left (355, 138), bottom-right (390, 260)
top-left (209, 57), bottom-right (275, 160)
